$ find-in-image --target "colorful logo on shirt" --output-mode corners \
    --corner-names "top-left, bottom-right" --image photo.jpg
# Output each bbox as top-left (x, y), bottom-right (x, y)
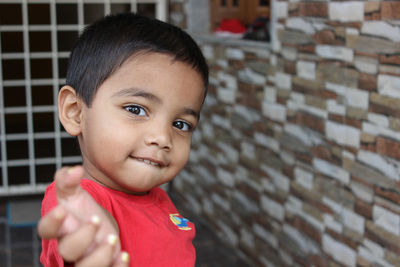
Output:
top-left (169, 213), bottom-right (192, 230)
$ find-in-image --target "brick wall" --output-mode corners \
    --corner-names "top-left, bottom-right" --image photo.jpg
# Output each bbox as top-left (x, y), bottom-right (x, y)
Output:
top-left (171, 1), bottom-right (400, 266)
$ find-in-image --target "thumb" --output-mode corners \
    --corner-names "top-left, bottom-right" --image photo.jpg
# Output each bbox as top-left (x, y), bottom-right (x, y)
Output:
top-left (55, 166), bottom-right (85, 202)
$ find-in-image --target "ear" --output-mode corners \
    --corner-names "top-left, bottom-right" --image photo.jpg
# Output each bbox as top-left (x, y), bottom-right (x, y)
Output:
top-left (58, 85), bottom-right (84, 136)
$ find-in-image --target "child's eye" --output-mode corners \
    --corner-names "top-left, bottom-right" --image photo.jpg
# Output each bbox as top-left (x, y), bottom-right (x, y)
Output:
top-left (124, 105), bottom-right (147, 116)
top-left (173, 120), bottom-right (193, 132)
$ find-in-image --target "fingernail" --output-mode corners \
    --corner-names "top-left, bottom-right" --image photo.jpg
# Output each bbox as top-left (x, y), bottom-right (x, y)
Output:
top-left (54, 207), bottom-right (66, 219)
top-left (121, 252), bottom-right (130, 263)
top-left (107, 234), bottom-right (117, 246)
top-left (67, 167), bottom-right (76, 174)
top-left (91, 215), bottom-right (100, 225)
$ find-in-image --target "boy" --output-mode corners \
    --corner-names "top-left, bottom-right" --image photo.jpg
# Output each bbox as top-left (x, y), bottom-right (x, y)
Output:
top-left (37, 13), bottom-right (208, 267)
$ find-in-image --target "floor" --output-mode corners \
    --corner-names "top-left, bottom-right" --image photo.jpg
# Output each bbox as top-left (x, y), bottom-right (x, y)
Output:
top-left (0, 194), bottom-right (251, 267)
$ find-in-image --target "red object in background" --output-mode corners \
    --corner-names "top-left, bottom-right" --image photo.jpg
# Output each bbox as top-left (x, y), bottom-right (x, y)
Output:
top-left (215, 18), bottom-right (247, 34)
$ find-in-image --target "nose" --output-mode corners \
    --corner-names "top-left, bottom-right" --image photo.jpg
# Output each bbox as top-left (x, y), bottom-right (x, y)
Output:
top-left (144, 122), bottom-right (172, 151)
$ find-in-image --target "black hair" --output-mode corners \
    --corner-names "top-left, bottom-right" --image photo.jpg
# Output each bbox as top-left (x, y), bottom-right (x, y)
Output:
top-left (66, 13), bottom-right (209, 106)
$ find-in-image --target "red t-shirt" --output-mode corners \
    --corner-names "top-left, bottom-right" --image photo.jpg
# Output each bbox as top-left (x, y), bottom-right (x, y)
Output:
top-left (40, 179), bottom-right (196, 266)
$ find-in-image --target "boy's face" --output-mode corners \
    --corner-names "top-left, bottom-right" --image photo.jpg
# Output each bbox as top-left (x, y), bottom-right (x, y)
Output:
top-left (78, 53), bottom-right (205, 194)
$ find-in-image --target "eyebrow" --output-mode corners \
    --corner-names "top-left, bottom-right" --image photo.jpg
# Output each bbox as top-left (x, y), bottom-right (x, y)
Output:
top-left (112, 87), bottom-right (161, 103)
top-left (113, 87), bottom-right (200, 120)
top-left (183, 107), bottom-right (200, 120)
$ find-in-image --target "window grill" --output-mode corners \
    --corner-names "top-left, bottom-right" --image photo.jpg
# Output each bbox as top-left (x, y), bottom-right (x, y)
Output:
top-left (0, 0), bottom-right (167, 196)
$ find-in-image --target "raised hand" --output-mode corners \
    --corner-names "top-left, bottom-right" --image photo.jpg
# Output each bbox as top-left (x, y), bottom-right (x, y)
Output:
top-left (38, 166), bottom-right (130, 267)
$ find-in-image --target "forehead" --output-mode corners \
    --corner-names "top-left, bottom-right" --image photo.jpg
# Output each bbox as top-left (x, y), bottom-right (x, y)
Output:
top-left (125, 51), bottom-right (207, 89)
top-left (95, 52), bottom-right (205, 107)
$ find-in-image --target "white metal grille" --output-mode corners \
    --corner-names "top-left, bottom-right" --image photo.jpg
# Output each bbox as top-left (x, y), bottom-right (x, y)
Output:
top-left (0, 0), bottom-right (167, 196)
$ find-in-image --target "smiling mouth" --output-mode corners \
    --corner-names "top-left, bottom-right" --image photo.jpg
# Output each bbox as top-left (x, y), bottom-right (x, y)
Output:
top-left (133, 157), bottom-right (163, 167)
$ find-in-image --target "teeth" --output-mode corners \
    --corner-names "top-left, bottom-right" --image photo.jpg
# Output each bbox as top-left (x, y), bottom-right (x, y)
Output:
top-left (136, 158), bottom-right (160, 167)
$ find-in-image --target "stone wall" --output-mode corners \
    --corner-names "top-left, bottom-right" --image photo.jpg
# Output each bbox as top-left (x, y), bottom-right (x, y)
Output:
top-left (171, 1), bottom-right (400, 266)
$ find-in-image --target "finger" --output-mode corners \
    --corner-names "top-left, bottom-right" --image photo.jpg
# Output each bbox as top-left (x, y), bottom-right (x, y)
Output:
top-left (113, 251), bottom-right (130, 267)
top-left (37, 205), bottom-right (67, 240)
top-left (58, 215), bottom-right (101, 262)
top-left (56, 166), bottom-right (85, 201)
top-left (75, 234), bottom-right (118, 267)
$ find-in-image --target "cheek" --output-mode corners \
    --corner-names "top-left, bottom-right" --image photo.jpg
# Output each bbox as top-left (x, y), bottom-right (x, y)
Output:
top-left (175, 140), bottom-right (192, 167)
top-left (84, 122), bottom-right (128, 157)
